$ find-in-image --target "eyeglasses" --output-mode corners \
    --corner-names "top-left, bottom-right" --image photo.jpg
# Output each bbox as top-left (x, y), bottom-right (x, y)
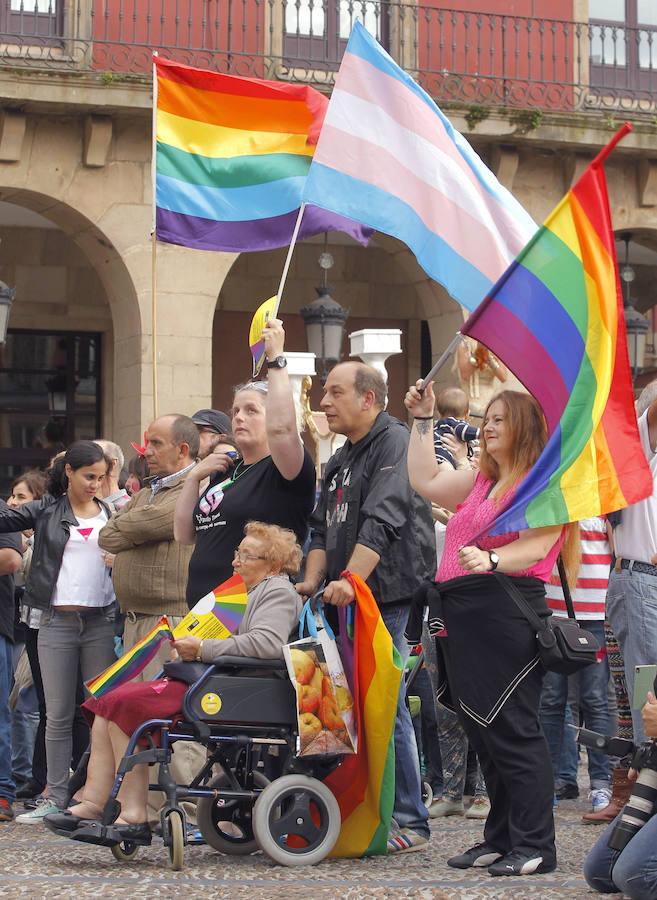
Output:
top-left (233, 548), bottom-right (267, 563)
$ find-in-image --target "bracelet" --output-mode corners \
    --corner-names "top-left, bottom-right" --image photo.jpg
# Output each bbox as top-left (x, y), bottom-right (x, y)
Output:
top-left (414, 416), bottom-right (434, 421)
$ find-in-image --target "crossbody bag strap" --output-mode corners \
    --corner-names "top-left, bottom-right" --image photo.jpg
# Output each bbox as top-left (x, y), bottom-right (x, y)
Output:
top-left (492, 571), bottom-right (547, 633)
top-left (557, 556), bottom-right (577, 622)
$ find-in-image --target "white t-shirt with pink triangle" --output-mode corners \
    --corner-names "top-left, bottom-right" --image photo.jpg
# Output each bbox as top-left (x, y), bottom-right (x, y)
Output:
top-left (52, 507), bottom-right (116, 608)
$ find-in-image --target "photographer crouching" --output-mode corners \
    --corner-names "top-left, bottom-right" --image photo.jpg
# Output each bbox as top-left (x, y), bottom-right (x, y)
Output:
top-left (584, 692), bottom-right (657, 898)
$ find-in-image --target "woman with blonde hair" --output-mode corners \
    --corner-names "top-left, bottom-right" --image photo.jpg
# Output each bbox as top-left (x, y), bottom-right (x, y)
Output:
top-left (406, 384), bottom-right (577, 878)
top-left (43, 520), bottom-right (303, 847)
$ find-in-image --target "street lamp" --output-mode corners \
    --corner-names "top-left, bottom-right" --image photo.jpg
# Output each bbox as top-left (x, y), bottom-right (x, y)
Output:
top-left (299, 246), bottom-right (349, 383)
top-left (0, 280), bottom-right (15, 344)
top-left (620, 233), bottom-right (649, 379)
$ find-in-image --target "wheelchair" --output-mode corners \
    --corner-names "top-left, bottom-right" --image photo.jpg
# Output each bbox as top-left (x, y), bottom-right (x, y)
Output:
top-left (68, 656), bottom-right (343, 870)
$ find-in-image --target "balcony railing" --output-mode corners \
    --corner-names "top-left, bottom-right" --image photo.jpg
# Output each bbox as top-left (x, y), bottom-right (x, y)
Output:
top-left (1, 1), bottom-right (656, 116)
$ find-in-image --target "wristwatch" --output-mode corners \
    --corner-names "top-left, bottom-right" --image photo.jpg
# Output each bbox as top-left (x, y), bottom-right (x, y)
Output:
top-left (195, 639), bottom-right (204, 662)
top-left (488, 550), bottom-right (500, 571)
top-left (267, 356), bottom-right (287, 369)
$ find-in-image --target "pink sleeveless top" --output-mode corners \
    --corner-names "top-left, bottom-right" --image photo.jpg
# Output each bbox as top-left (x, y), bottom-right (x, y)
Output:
top-left (436, 474), bottom-right (564, 583)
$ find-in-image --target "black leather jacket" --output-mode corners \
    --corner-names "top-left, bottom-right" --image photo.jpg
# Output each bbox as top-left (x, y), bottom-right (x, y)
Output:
top-left (0, 494), bottom-right (111, 611)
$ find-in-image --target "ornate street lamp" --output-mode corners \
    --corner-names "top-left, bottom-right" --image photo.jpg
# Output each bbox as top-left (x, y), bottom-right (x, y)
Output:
top-left (620, 233), bottom-right (649, 379)
top-left (0, 280), bottom-right (15, 345)
top-left (299, 246), bottom-right (349, 383)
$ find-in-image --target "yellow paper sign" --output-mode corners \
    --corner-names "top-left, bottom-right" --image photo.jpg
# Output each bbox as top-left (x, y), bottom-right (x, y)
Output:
top-left (248, 295), bottom-right (277, 377)
top-left (172, 590), bottom-right (233, 641)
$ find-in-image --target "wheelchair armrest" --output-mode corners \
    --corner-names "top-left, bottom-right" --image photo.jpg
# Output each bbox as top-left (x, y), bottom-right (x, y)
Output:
top-left (210, 655), bottom-right (287, 671)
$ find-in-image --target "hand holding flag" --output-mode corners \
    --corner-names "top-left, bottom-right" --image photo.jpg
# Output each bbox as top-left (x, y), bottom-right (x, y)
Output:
top-left (249, 295), bottom-right (278, 377)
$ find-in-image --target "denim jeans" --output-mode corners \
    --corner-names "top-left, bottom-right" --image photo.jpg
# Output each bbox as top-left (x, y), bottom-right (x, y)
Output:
top-left (11, 684), bottom-right (39, 784)
top-left (38, 606), bottom-right (116, 808)
top-left (584, 812), bottom-right (657, 899)
top-left (606, 569), bottom-right (657, 743)
top-left (539, 620), bottom-right (610, 789)
top-left (557, 703), bottom-right (580, 786)
top-left (380, 603), bottom-right (430, 838)
top-left (0, 635), bottom-right (14, 802)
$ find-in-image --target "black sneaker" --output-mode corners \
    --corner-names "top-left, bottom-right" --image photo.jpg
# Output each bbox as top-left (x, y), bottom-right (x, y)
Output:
top-left (555, 782), bottom-right (579, 800)
top-left (447, 841), bottom-right (504, 869)
top-left (488, 849), bottom-right (557, 876)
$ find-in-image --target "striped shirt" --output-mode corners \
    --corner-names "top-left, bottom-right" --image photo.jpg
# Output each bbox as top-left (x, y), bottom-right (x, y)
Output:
top-left (545, 517), bottom-right (611, 620)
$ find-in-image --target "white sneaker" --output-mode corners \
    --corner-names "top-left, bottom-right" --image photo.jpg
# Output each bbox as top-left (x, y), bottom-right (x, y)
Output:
top-left (15, 798), bottom-right (60, 824)
top-left (465, 797), bottom-right (491, 820)
top-left (590, 788), bottom-right (612, 813)
top-left (428, 798), bottom-right (465, 818)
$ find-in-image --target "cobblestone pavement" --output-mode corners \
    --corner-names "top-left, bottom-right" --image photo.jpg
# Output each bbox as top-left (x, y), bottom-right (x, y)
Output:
top-left (0, 791), bottom-right (606, 899)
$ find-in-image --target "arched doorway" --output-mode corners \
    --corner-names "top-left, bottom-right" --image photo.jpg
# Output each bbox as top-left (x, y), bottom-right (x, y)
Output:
top-left (0, 191), bottom-right (141, 490)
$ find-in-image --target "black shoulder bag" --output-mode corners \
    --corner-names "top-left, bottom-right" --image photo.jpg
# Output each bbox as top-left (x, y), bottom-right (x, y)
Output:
top-left (495, 560), bottom-right (600, 675)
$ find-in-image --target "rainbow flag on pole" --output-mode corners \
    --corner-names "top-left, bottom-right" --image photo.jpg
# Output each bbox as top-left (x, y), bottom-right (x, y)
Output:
top-left (462, 123), bottom-right (653, 534)
top-left (324, 574), bottom-right (401, 857)
top-left (86, 617), bottom-right (173, 698)
top-left (302, 22), bottom-right (537, 312)
top-left (153, 58), bottom-right (371, 252)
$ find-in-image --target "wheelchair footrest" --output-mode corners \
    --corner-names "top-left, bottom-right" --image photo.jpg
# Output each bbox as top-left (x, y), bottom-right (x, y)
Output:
top-left (70, 821), bottom-right (153, 849)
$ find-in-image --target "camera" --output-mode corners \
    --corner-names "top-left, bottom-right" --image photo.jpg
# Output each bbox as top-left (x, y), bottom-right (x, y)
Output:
top-left (575, 727), bottom-right (657, 851)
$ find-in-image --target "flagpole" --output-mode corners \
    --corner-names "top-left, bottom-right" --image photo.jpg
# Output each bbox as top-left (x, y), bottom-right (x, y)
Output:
top-left (273, 202), bottom-right (306, 317)
top-left (151, 53), bottom-right (159, 419)
top-left (420, 332), bottom-right (463, 390)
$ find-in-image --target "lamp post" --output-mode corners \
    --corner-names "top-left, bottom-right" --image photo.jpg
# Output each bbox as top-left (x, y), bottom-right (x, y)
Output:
top-left (0, 280), bottom-right (15, 345)
top-left (299, 247), bottom-right (349, 383)
top-left (620, 233), bottom-right (649, 380)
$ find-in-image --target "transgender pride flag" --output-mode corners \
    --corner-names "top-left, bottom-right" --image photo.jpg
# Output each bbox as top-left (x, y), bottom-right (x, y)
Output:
top-left (303, 22), bottom-right (537, 312)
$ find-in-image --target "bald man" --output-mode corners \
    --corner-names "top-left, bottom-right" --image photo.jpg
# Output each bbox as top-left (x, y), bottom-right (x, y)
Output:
top-left (298, 361), bottom-right (435, 853)
top-left (99, 414), bottom-right (199, 677)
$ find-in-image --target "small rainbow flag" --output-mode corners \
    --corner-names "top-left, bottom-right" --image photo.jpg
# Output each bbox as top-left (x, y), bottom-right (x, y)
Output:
top-left (86, 616), bottom-right (173, 698)
top-left (153, 58), bottom-right (371, 252)
top-left (173, 574), bottom-right (249, 641)
top-left (248, 295), bottom-right (277, 377)
top-left (462, 123), bottom-right (653, 533)
top-left (324, 573), bottom-right (401, 857)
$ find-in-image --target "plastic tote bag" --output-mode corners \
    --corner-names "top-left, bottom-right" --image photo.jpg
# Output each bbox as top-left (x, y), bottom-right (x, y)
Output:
top-left (283, 599), bottom-right (357, 757)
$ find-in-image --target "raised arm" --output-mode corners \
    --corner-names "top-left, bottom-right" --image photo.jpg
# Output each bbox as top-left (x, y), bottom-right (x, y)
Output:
top-left (405, 380), bottom-right (475, 511)
top-left (263, 318), bottom-right (304, 481)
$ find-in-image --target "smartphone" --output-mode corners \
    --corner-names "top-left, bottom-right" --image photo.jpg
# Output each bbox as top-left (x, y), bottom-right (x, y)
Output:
top-left (632, 664), bottom-right (657, 710)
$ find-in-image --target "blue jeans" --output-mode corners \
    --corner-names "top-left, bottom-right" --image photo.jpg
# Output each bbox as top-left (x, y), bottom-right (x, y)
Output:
top-left (584, 812), bottom-right (657, 898)
top-left (558, 703), bottom-right (580, 785)
top-left (539, 620), bottom-right (611, 789)
top-left (380, 603), bottom-right (430, 838)
top-left (12, 684), bottom-right (39, 784)
top-left (607, 569), bottom-right (657, 743)
top-left (0, 635), bottom-right (15, 802)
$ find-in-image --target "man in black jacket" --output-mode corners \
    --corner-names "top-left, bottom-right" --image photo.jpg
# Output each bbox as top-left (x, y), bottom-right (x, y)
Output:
top-left (297, 361), bottom-right (435, 853)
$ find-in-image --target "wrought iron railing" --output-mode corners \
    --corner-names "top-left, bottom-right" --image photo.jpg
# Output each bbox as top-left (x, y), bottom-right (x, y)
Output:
top-left (1, 1), bottom-right (656, 116)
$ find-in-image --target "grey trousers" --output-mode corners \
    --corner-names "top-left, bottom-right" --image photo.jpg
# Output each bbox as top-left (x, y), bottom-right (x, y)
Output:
top-left (37, 606), bottom-right (117, 809)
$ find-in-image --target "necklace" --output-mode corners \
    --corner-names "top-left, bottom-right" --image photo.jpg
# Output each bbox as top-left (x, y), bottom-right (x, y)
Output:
top-left (216, 456), bottom-right (266, 493)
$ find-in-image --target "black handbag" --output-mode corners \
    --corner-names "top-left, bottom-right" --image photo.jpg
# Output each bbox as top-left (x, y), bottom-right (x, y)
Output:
top-left (495, 561), bottom-right (600, 675)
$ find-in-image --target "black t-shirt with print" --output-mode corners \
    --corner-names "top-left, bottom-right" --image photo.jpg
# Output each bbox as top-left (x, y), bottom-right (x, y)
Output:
top-left (185, 450), bottom-right (316, 608)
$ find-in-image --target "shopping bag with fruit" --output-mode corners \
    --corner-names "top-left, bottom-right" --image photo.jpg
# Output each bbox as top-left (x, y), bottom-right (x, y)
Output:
top-left (284, 600), bottom-right (357, 757)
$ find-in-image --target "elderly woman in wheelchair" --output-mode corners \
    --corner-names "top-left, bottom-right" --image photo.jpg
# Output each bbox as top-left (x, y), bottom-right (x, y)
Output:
top-left (43, 521), bottom-right (343, 868)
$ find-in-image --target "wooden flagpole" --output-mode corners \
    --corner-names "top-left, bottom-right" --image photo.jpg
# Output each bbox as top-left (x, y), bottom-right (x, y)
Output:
top-left (420, 332), bottom-right (463, 390)
top-left (273, 202), bottom-right (306, 317)
top-left (151, 53), bottom-right (159, 419)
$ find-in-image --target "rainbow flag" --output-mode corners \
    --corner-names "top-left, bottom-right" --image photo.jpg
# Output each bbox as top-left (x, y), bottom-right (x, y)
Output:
top-left (86, 617), bottom-right (173, 698)
top-left (248, 295), bottom-right (277, 377)
top-left (462, 124), bottom-right (653, 534)
top-left (324, 574), bottom-right (401, 857)
top-left (154, 58), bottom-right (371, 252)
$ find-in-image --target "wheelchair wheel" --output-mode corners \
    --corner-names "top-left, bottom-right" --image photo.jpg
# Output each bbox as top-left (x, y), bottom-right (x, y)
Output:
top-left (166, 810), bottom-right (185, 871)
top-left (197, 771), bottom-right (268, 855)
top-left (422, 780), bottom-right (434, 809)
top-left (252, 774), bottom-right (340, 867)
top-left (111, 840), bottom-right (140, 862)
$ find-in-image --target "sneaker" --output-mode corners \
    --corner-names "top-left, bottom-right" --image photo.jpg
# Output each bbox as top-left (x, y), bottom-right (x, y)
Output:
top-left (488, 849), bottom-right (556, 876)
top-left (428, 797), bottom-right (464, 818)
top-left (465, 797), bottom-right (490, 820)
top-left (0, 798), bottom-right (14, 822)
top-left (448, 841), bottom-right (503, 869)
top-left (185, 824), bottom-right (205, 845)
top-left (387, 827), bottom-right (429, 854)
top-left (555, 782), bottom-right (579, 800)
top-left (15, 798), bottom-right (60, 824)
top-left (590, 788), bottom-right (612, 813)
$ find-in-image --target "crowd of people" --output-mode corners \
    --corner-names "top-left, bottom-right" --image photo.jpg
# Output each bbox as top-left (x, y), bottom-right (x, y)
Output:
top-left (0, 317), bottom-right (656, 892)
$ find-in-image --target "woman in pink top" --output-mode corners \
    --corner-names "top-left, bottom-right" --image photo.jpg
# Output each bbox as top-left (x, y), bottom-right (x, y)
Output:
top-left (405, 384), bottom-right (572, 879)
